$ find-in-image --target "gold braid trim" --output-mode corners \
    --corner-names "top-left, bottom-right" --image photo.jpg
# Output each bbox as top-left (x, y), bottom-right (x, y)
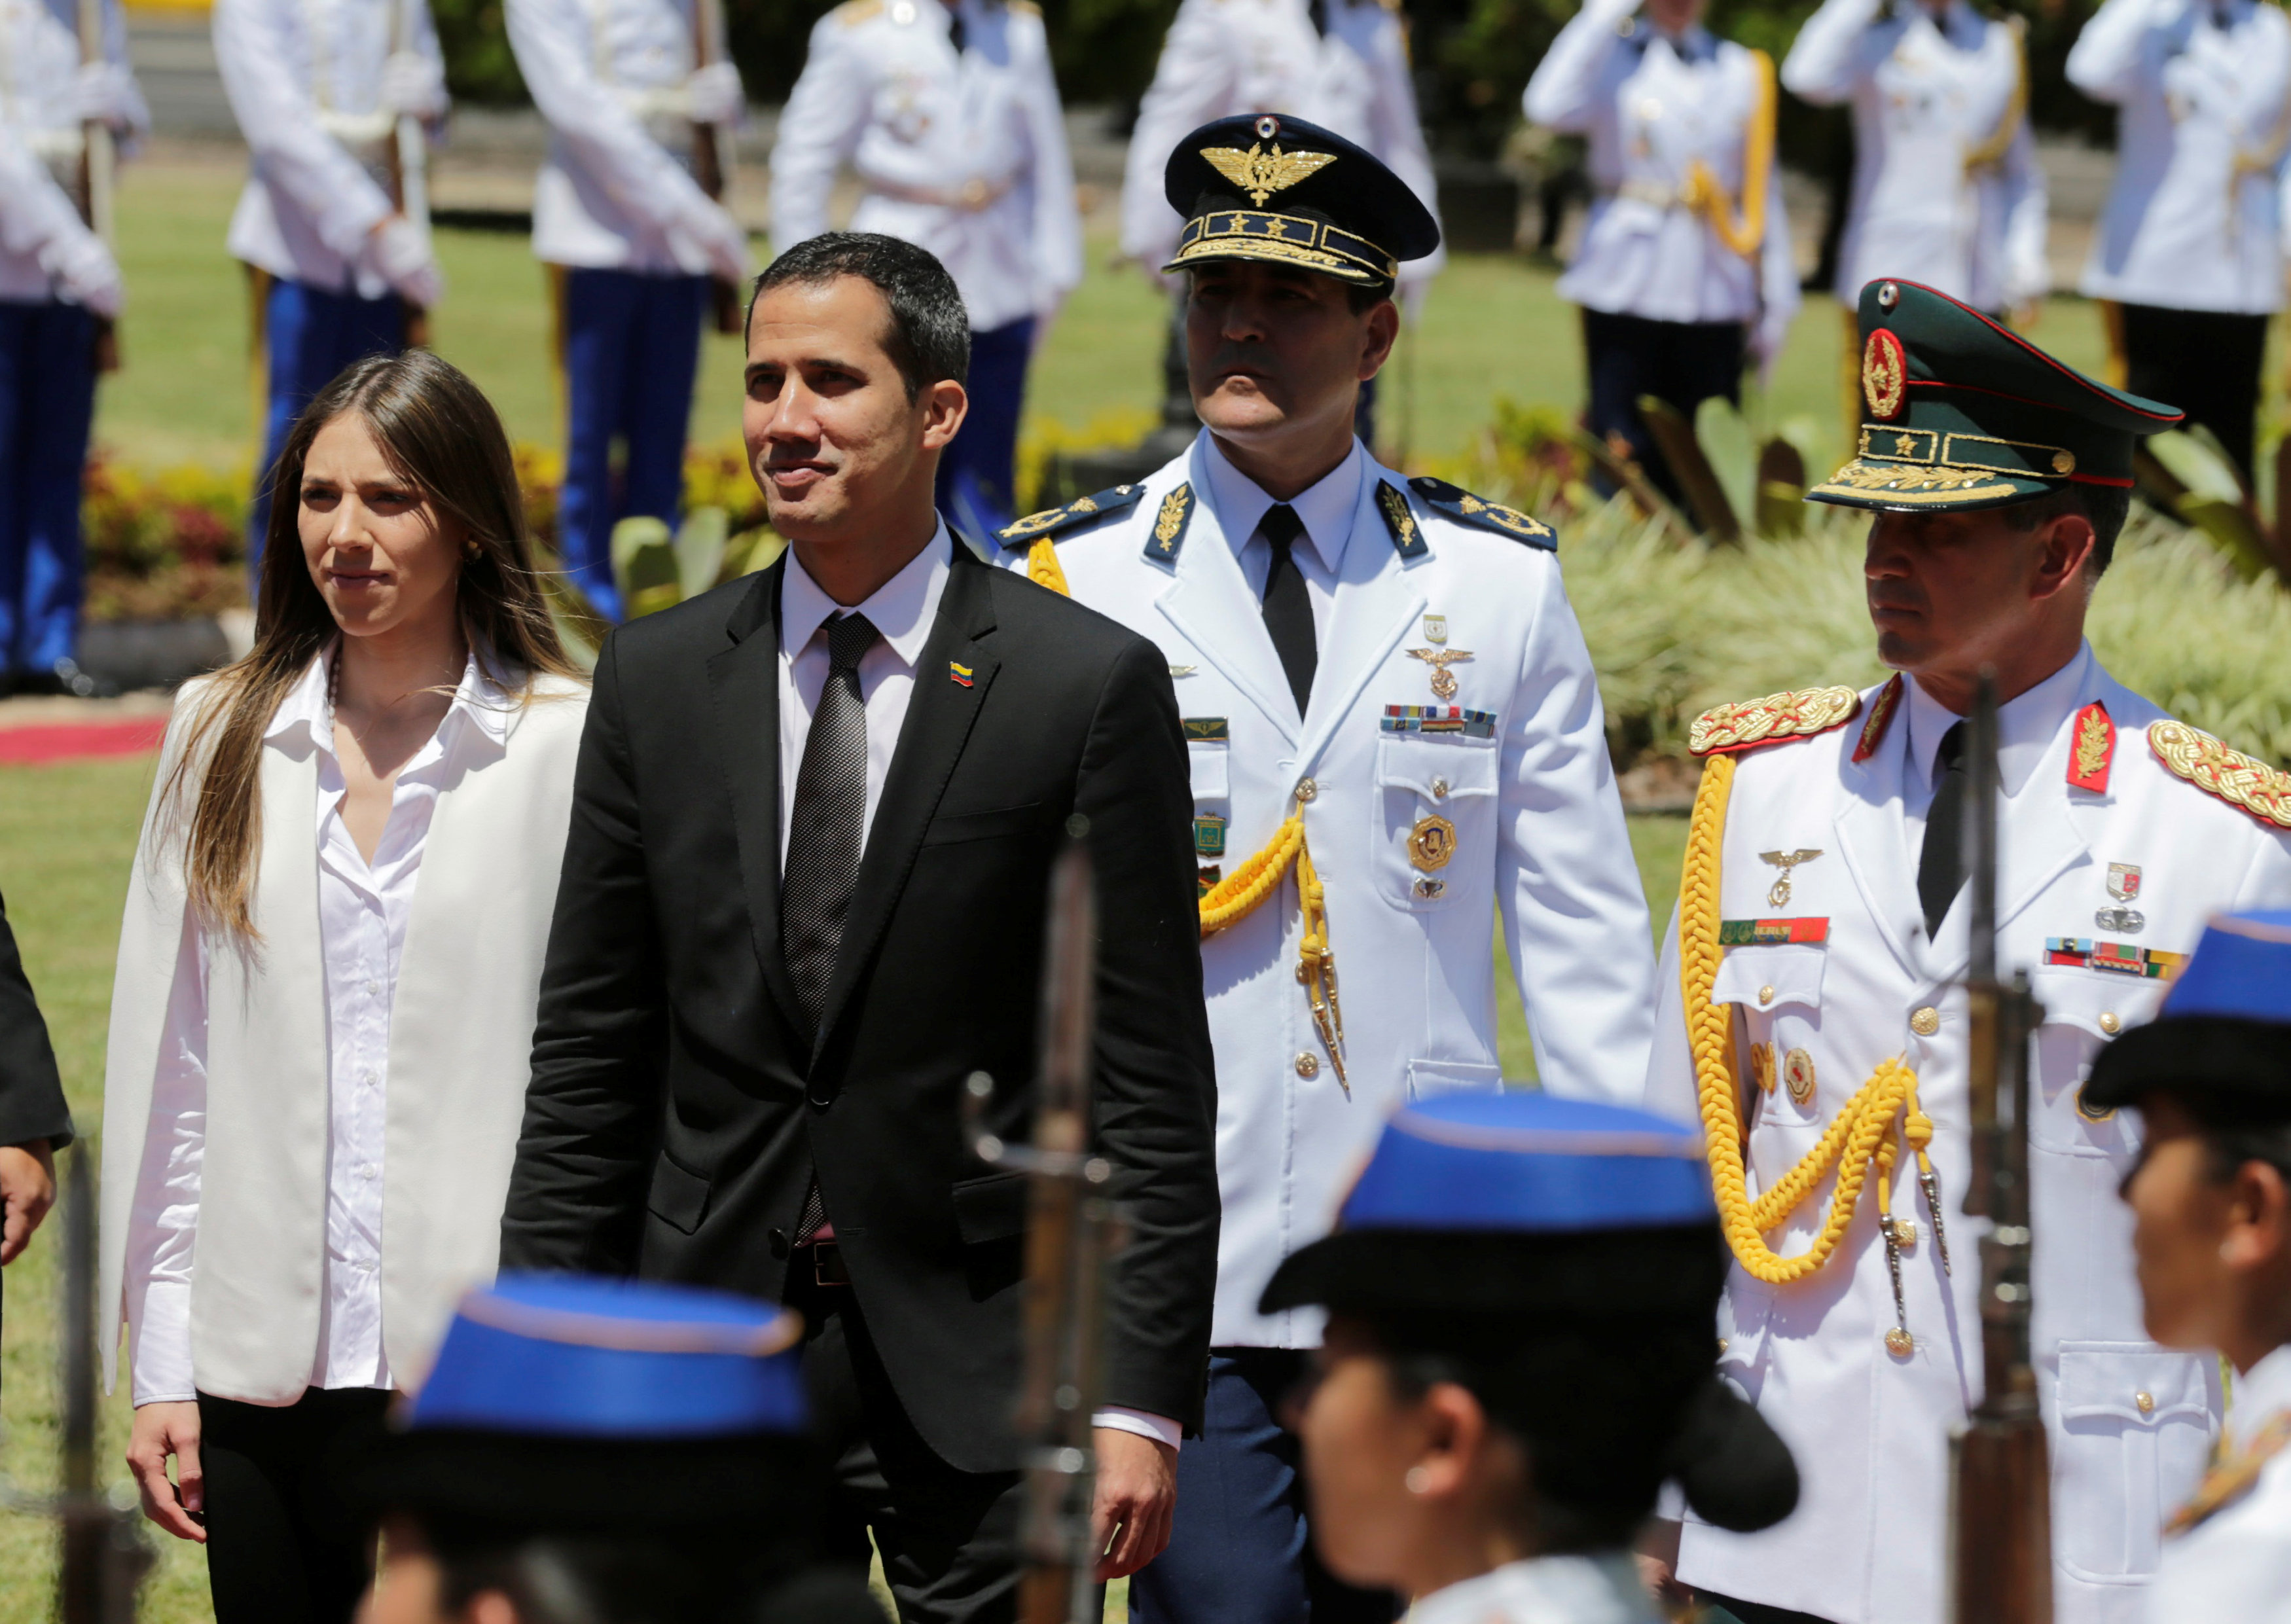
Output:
top-left (1682, 754), bottom-right (1935, 1282)
top-left (1682, 50), bottom-right (1778, 261)
top-left (1962, 18), bottom-right (2028, 174)
top-left (1025, 535), bottom-right (1070, 596)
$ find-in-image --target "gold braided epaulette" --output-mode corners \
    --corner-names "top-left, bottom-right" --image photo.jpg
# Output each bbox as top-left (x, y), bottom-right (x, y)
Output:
top-left (1688, 686), bottom-right (1862, 758)
top-left (2149, 721), bottom-right (2291, 831)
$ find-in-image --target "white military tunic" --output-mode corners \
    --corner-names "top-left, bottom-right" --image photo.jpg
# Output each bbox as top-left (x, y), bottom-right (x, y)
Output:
top-left (2069, 0), bottom-right (2291, 316)
top-left (1524, 0), bottom-right (1799, 358)
top-left (768, 0), bottom-right (1081, 334)
top-left (2146, 1344), bottom-right (2291, 1624)
top-left (1119, 0), bottom-right (1445, 289)
top-left (1409, 1555), bottom-right (1660, 1624)
top-left (1647, 646), bottom-right (2291, 1624)
top-left (1782, 0), bottom-right (2047, 311)
top-left (0, 0), bottom-right (140, 304)
top-left (214, 0), bottom-right (443, 296)
top-left (1010, 433), bottom-right (1655, 1344)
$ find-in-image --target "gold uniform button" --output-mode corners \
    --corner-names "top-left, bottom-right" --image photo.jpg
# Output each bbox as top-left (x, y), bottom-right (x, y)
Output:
top-left (1295, 777), bottom-right (1318, 803)
top-left (1295, 1052), bottom-right (1320, 1079)
top-left (1430, 776), bottom-right (1450, 801)
top-left (2099, 1011), bottom-right (2121, 1035)
top-left (2136, 1390), bottom-right (2155, 1415)
top-left (1758, 985), bottom-right (1776, 1007)
top-left (1911, 1006), bottom-right (1941, 1038)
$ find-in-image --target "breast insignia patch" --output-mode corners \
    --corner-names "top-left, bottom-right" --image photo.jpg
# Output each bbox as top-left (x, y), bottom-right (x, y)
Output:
top-left (2148, 720), bottom-right (2291, 830)
top-left (994, 484), bottom-right (1147, 550)
top-left (1689, 687), bottom-right (1863, 758)
top-left (1405, 476), bottom-right (1556, 551)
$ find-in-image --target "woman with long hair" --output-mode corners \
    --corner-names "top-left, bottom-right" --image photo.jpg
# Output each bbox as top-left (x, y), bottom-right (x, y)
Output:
top-left (99, 348), bottom-right (590, 1624)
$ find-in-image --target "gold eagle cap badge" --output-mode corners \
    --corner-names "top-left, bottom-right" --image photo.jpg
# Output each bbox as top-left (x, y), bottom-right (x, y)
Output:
top-left (1199, 142), bottom-right (1338, 207)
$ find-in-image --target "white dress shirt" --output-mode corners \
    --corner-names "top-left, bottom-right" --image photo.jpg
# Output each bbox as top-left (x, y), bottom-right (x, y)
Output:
top-left (126, 649), bottom-right (513, 1405)
top-left (1407, 1555), bottom-right (1660, 1624)
top-left (1198, 431), bottom-right (1363, 651)
top-left (214, 0), bottom-right (444, 295)
top-left (1898, 645), bottom-right (2093, 881)
top-left (2146, 1344), bottom-right (2291, 1623)
top-left (775, 532), bottom-right (1180, 1451)
top-left (1524, 0), bottom-right (1800, 356)
top-left (0, 0), bottom-right (140, 304)
top-left (2070, 0), bottom-right (2291, 314)
top-left (767, 0), bottom-right (1081, 334)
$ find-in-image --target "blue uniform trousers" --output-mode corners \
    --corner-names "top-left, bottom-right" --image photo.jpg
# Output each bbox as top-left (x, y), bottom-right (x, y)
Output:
top-left (556, 267), bottom-right (710, 623)
top-left (1129, 1350), bottom-right (1401, 1624)
top-left (248, 276), bottom-right (406, 575)
top-left (1580, 308), bottom-right (1744, 511)
top-left (936, 316), bottom-right (1033, 541)
top-left (0, 300), bottom-right (99, 679)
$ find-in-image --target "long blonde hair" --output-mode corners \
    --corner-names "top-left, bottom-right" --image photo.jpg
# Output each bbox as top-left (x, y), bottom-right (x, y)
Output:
top-left (162, 349), bottom-right (586, 941)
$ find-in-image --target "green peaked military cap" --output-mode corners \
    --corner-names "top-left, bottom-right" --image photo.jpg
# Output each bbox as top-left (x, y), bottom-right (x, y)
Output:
top-left (1809, 278), bottom-right (2182, 513)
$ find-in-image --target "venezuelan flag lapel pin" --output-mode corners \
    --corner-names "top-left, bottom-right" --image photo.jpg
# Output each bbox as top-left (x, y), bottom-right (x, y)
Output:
top-left (948, 661), bottom-right (975, 687)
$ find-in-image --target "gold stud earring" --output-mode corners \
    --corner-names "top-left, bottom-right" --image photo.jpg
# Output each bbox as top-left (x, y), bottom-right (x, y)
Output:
top-left (463, 537), bottom-right (482, 562)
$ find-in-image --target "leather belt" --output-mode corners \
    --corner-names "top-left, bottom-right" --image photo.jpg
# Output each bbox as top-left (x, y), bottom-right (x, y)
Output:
top-left (864, 175), bottom-right (1013, 211)
top-left (804, 1239), bottom-right (850, 1287)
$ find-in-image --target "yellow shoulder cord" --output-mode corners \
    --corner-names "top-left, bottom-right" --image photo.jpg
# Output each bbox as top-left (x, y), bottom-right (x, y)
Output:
top-left (1683, 49), bottom-right (1777, 261)
top-left (2228, 100), bottom-right (2291, 244)
top-left (1962, 19), bottom-right (2028, 174)
top-left (1028, 538), bottom-right (1346, 1089)
top-left (1681, 755), bottom-right (1945, 1337)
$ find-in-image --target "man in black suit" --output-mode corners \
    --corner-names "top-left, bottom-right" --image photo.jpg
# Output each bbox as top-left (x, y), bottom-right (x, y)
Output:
top-left (0, 887), bottom-right (71, 1264)
top-left (499, 234), bottom-right (1220, 1624)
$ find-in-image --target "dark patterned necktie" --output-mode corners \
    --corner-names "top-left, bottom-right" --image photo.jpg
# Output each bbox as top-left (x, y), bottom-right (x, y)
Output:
top-left (948, 6), bottom-right (966, 53)
top-left (1259, 504), bottom-right (1316, 715)
top-left (783, 611), bottom-right (879, 1035)
top-left (1917, 721), bottom-right (1968, 938)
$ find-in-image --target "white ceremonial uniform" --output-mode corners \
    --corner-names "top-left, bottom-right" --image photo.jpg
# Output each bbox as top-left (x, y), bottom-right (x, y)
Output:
top-left (768, 0), bottom-right (1081, 336)
top-left (2145, 1344), bottom-right (2291, 1624)
top-left (1409, 1556), bottom-right (1660, 1624)
top-left (0, 0), bottom-right (141, 306)
top-left (1010, 435), bottom-right (1655, 1344)
top-left (1524, 0), bottom-right (1799, 359)
top-left (1119, 0), bottom-right (1445, 289)
top-left (505, 0), bottom-right (738, 274)
top-left (2069, 0), bottom-right (2291, 315)
top-left (1782, 0), bottom-right (2047, 311)
top-left (1647, 647), bottom-right (2291, 1624)
top-left (213, 0), bottom-right (442, 298)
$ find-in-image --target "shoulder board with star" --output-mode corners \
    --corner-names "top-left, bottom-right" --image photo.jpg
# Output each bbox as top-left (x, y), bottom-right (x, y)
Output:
top-left (1689, 685), bottom-right (1864, 758)
top-left (994, 484), bottom-right (1148, 551)
top-left (1405, 476), bottom-right (1556, 551)
top-left (2147, 720), bottom-right (2291, 831)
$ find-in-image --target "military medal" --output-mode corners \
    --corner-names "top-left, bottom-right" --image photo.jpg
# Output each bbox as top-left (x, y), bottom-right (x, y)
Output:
top-left (1422, 614), bottom-right (1448, 644)
top-left (1407, 814), bottom-right (1456, 871)
top-left (1758, 848), bottom-right (1822, 909)
top-left (1782, 1047), bottom-right (1816, 1106)
top-left (1405, 647), bottom-right (1473, 700)
top-left (1748, 1041), bottom-right (1777, 1094)
top-left (2097, 861), bottom-right (2145, 934)
top-left (1194, 814), bottom-right (1227, 857)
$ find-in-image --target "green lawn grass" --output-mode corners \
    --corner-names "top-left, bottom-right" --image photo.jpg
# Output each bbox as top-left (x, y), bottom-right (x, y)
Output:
top-left (0, 746), bottom-right (1689, 1623)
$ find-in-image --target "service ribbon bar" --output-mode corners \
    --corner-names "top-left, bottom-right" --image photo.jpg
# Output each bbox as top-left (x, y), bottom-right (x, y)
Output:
top-left (1718, 918), bottom-right (1831, 946)
top-left (1382, 705), bottom-right (1497, 739)
top-left (2044, 938), bottom-right (2189, 979)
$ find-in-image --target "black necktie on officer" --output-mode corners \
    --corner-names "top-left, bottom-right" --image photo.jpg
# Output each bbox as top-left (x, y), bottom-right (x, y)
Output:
top-left (1918, 721), bottom-right (1968, 938)
top-left (1259, 504), bottom-right (1316, 716)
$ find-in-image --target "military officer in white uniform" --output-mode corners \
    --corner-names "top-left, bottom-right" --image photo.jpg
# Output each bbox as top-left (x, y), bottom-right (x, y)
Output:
top-left (1523, 0), bottom-right (1799, 507)
top-left (769, 0), bottom-right (1079, 538)
top-left (2068, 0), bottom-right (2291, 483)
top-left (1642, 278), bottom-right (2291, 1624)
top-left (215, 0), bottom-right (448, 567)
top-left (507, 0), bottom-right (752, 620)
top-left (1120, 0), bottom-right (1441, 446)
top-left (0, 0), bottom-right (142, 695)
top-left (998, 115), bottom-right (1656, 1624)
top-left (1782, 0), bottom-right (2047, 416)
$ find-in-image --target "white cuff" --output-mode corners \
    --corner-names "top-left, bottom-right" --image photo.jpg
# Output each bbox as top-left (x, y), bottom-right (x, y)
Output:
top-left (130, 1278), bottom-right (196, 1407)
top-left (1092, 1406), bottom-right (1183, 1451)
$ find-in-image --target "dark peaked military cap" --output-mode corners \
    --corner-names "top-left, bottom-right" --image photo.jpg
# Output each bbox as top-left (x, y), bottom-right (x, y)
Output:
top-left (1809, 278), bottom-right (2183, 513)
top-left (1161, 113), bottom-right (1439, 289)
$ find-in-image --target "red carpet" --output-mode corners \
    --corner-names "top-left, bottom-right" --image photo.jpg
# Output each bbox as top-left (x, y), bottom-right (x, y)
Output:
top-left (0, 717), bottom-right (169, 765)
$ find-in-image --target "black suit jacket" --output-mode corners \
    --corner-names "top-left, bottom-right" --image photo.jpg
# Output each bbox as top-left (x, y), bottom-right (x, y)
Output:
top-left (500, 543), bottom-right (1219, 1472)
top-left (0, 888), bottom-right (72, 1151)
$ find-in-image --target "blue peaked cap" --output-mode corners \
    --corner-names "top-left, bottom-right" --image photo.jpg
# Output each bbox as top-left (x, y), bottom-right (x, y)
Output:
top-left (408, 1274), bottom-right (807, 1439)
top-left (1339, 1092), bottom-right (1716, 1233)
top-left (2163, 911), bottom-right (2291, 1021)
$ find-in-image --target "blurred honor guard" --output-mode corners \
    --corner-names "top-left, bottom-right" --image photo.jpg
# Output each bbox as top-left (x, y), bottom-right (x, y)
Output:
top-left (1262, 1093), bottom-right (1801, 1624)
top-left (1523, 0), bottom-right (1800, 507)
top-left (351, 1274), bottom-right (884, 1624)
top-left (2068, 0), bottom-right (2291, 484)
top-left (1781, 0), bottom-right (2046, 400)
top-left (768, 0), bottom-right (1081, 537)
top-left (1119, 0), bottom-right (1443, 447)
top-left (2085, 914), bottom-right (2291, 1624)
top-left (217, 0), bottom-right (448, 569)
top-left (506, 0), bottom-right (753, 621)
top-left (1000, 115), bottom-right (1655, 1624)
top-left (0, 0), bottom-right (143, 695)
top-left (1642, 278), bottom-right (2291, 1624)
